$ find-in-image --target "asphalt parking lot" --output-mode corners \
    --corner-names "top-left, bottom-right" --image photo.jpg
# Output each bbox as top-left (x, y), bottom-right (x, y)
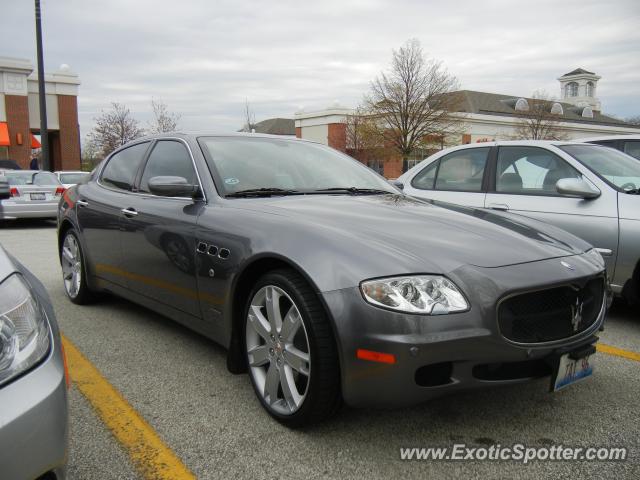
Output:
top-left (1, 219), bottom-right (639, 480)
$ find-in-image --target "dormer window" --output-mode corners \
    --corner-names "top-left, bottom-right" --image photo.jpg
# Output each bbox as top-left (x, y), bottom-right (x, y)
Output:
top-left (514, 98), bottom-right (529, 111)
top-left (582, 106), bottom-right (594, 118)
top-left (550, 102), bottom-right (564, 115)
top-left (586, 81), bottom-right (594, 97)
top-left (565, 82), bottom-right (579, 98)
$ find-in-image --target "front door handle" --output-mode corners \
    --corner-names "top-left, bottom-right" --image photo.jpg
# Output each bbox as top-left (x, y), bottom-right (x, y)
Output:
top-left (595, 248), bottom-right (613, 257)
top-left (487, 203), bottom-right (510, 211)
top-left (121, 207), bottom-right (138, 217)
top-left (77, 199), bottom-right (89, 207)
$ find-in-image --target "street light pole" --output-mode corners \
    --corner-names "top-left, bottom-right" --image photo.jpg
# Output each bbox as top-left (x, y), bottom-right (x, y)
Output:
top-left (34, 0), bottom-right (49, 171)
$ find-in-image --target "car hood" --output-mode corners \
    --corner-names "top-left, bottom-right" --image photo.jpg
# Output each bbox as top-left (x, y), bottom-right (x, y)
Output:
top-left (227, 194), bottom-right (590, 269)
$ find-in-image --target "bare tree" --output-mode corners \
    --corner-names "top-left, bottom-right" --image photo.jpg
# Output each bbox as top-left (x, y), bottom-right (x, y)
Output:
top-left (148, 98), bottom-right (181, 134)
top-left (342, 106), bottom-right (390, 164)
top-left (241, 99), bottom-right (256, 132)
top-left (625, 115), bottom-right (640, 126)
top-left (88, 102), bottom-right (145, 157)
top-left (81, 135), bottom-right (102, 170)
top-left (513, 91), bottom-right (569, 140)
top-left (365, 39), bottom-right (463, 164)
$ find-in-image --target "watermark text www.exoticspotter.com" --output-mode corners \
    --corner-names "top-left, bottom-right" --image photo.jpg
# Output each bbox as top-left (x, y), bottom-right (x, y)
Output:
top-left (400, 444), bottom-right (627, 464)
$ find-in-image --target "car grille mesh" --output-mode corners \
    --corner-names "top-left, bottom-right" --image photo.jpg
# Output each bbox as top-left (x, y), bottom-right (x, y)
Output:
top-left (498, 277), bottom-right (604, 343)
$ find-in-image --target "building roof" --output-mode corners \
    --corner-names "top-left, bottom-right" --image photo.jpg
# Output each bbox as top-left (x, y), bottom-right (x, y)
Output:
top-left (252, 118), bottom-right (295, 135)
top-left (561, 68), bottom-right (595, 77)
top-left (452, 90), bottom-right (629, 127)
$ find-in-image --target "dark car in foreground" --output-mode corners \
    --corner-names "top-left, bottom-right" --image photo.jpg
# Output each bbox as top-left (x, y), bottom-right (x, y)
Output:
top-left (58, 133), bottom-right (607, 427)
top-left (0, 245), bottom-right (69, 478)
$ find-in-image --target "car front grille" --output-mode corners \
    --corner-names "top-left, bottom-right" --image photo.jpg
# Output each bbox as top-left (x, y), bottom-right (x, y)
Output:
top-left (498, 276), bottom-right (604, 343)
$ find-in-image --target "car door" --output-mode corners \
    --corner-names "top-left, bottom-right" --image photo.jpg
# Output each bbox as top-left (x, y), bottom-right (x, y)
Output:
top-left (76, 141), bottom-right (150, 288)
top-left (403, 147), bottom-right (490, 207)
top-left (484, 145), bottom-right (619, 276)
top-left (119, 139), bottom-right (205, 319)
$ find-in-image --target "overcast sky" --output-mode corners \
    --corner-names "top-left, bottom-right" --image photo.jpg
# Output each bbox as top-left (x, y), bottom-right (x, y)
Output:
top-left (3, 0), bottom-right (639, 138)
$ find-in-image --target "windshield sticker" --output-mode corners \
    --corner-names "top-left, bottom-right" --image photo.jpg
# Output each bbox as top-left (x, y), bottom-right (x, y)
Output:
top-left (225, 178), bottom-right (240, 185)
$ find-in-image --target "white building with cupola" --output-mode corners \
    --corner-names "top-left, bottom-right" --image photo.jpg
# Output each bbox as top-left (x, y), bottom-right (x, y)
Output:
top-left (294, 69), bottom-right (640, 177)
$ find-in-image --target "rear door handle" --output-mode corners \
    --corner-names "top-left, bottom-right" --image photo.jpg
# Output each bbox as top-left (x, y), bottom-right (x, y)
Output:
top-left (77, 199), bottom-right (89, 207)
top-left (121, 207), bottom-right (138, 217)
top-left (487, 203), bottom-right (510, 211)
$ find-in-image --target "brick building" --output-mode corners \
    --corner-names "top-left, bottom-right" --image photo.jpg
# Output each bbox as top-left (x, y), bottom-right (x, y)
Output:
top-left (0, 56), bottom-right (81, 170)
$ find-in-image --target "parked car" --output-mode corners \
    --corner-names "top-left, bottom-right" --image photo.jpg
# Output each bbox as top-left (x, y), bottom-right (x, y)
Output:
top-left (580, 134), bottom-right (640, 161)
top-left (0, 244), bottom-right (69, 479)
top-left (59, 133), bottom-right (607, 426)
top-left (55, 170), bottom-right (91, 189)
top-left (0, 170), bottom-right (65, 220)
top-left (396, 140), bottom-right (640, 305)
top-left (0, 159), bottom-right (21, 170)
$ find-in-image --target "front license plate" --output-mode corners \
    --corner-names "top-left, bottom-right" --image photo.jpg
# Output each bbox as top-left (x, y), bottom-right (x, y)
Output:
top-left (553, 353), bottom-right (593, 391)
top-left (30, 193), bottom-right (46, 200)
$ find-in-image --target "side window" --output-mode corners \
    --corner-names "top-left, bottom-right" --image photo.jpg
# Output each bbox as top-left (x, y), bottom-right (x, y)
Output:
top-left (411, 160), bottom-right (438, 190)
top-left (623, 141), bottom-right (640, 160)
top-left (139, 141), bottom-right (197, 194)
top-left (496, 146), bottom-right (582, 194)
top-left (101, 143), bottom-right (149, 191)
top-left (434, 148), bottom-right (489, 192)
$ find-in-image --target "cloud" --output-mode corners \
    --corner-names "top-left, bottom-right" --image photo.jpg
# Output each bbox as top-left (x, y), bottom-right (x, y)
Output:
top-left (3, 0), bottom-right (639, 137)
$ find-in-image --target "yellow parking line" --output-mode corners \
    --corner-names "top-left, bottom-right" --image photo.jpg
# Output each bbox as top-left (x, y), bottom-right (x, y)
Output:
top-left (597, 343), bottom-right (640, 362)
top-left (62, 336), bottom-right (196, 480)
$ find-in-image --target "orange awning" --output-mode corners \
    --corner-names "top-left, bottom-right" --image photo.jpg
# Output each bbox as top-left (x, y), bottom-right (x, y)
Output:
top-left (31, 133), bottom-right (41, 149)
top-left (0, 123), bottom-right (9, 147)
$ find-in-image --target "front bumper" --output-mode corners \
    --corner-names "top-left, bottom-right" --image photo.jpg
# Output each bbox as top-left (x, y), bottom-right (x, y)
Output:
top-left (0, 200), bottom-right (58, 219)
top-left (0, 329), bottom-right (68, 480)
top-left (322, 254), bottom-right (607, 408)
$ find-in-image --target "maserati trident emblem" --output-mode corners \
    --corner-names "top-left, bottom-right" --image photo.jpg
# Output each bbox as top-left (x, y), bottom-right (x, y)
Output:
top-left (561, 261), bottom-right (575, 271)
top-left (570, 298), bottom-right (584, 332)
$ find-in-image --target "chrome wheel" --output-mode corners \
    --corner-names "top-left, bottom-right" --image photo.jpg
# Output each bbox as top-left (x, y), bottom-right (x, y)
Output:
top-left (61, 234), bottom-right (82, 298)
top-left (246, 285), bottom-right (311, 415)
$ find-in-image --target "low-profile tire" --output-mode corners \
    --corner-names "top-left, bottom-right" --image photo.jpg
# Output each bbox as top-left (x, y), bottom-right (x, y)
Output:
top-left (622, 277), bottom-right (639, 307)
top-left (243, 269), bottom-right (341, 427)
top-left (60, 229), bottom-right (95, 305)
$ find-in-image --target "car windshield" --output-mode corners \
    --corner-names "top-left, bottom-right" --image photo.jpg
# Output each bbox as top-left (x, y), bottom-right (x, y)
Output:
top-left (199, 137), bottom-right (396, 195)
top-left (59, 172), bottom-right (90, 184)
top-left (560, 144), bottom-right (640, 192)
top-left (5, 171), bottom-right (61, 186)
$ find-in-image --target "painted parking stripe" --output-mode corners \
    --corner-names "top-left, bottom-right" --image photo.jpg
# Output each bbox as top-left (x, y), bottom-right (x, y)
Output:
top-left (62, 336), bottom-right (196, 480)
top-left (597, 343), bottom-right (640, 362)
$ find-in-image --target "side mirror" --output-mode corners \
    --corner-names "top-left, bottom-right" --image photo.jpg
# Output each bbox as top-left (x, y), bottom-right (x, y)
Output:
top-left (391, 179), bottom-right (404, 190)
top-left (147, 176), bottom-right (199, 198)
top-left (0, 177), bottom-right (10, 200)
top-left (556, 178), bottom-right (600, 199)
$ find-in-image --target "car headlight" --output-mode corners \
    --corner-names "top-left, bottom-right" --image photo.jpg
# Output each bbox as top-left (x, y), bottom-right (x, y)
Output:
top-left (360, 275), bottom-right (469, 314)
top-left (0, 274), bottom-right (50, 386)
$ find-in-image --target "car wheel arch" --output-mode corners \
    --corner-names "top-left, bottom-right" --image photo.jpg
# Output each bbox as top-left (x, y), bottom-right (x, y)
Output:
top-left (58, 219), bottom-right (99, 291)
top-left (225, 254), bottom-right (343, 376)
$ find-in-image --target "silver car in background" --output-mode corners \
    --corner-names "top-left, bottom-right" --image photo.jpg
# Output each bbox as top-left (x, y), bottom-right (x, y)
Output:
top-left (0, 170), bottom-right (65, 220)
top-left (397, 140), bottom-right (640, 305)
top-left (0, 244), bottom-right (69, 479)
top-left (55, 170), bottom-right (91, 189)
top-left (580, 134), bottom-right (640, 161)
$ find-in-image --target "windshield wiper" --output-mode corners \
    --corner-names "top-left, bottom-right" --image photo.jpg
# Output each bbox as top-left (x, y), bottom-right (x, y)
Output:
top-left (225, 187), bottom-right (302, 198)
top-left (311, 187), bottom-right (392, 195)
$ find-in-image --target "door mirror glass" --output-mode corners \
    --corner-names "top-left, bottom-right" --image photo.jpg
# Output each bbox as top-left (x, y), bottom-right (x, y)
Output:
top-left (0, 177), bottom-right (9, 199)
top-left (147, 176), bottom-right (199, 197)
top-left (556, 178), bottom-right (601, 199)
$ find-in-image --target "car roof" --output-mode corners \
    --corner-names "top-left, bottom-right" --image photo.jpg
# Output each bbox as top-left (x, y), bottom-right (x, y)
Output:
top-left (432, 139), bottom-right (592, 153)
top-left (578, 134), bottom-right (640, 142)
top-left (131, 131), bottom-right (315, 143)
